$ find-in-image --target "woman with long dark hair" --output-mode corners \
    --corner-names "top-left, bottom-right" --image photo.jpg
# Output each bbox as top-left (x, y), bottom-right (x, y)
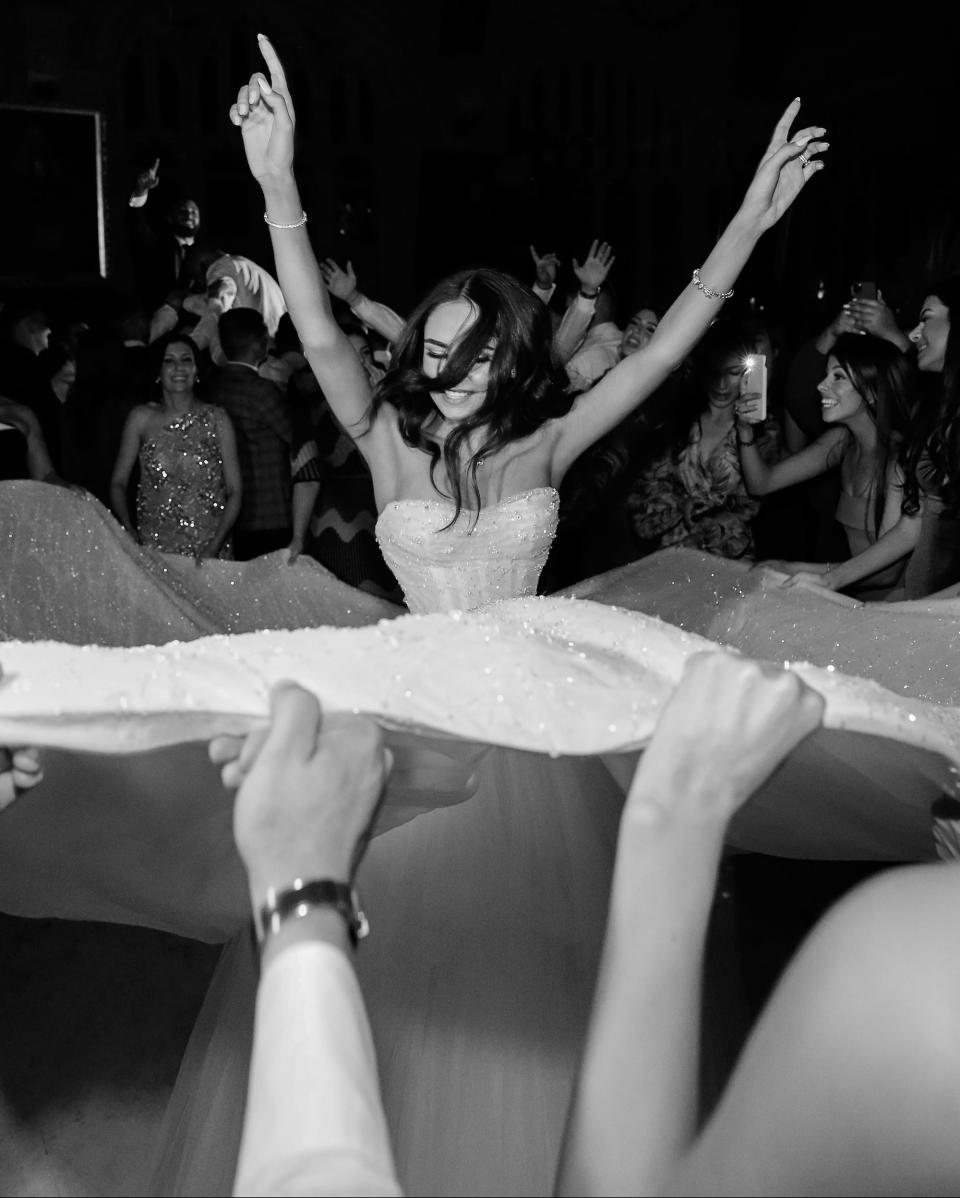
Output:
top-left (741, 333), bottom-right (915, 598)
top-left (229, 36), bottom-right (826, 615)
top-left (787, 279), bottom-right (960, 598)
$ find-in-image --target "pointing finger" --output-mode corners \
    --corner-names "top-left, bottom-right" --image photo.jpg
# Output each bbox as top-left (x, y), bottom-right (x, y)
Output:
top-left (257, 33), bottom-right (294, 116)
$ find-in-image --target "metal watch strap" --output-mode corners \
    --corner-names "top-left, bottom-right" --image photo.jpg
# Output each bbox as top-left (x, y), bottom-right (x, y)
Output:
top-left (256, 878), bottom-right (370, 948)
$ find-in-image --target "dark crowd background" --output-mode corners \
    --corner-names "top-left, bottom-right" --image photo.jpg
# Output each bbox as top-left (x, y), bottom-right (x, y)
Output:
top-left (1, 0), bottom-right (959, 341)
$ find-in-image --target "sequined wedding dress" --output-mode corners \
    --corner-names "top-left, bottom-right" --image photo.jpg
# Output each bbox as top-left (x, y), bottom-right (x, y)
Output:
top-left (2, 480), bottom-right (960, 1196)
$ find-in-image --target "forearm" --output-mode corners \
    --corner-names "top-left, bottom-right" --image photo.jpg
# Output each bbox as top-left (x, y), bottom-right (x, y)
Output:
top-left (261, 174), bottom-right (342, 352)
top-left (823, 515), bottom-right (920, 590)
top-left (554, 294), bottom-right (596, 365)
top-left (350, 295), bottom-right (405, 346)
top-left (558, 795), bottom-right (726, 1197)
top-left (291, 480), bottom-right (320, 542)
top-left (25, 435), bottom-right (56, 484)
top-left (236, 925), bottom-right (401, 1198)
top-left (208, 488), bottom-right (242, 554)
top-left (649, 214), bottom-right (760, 372)
top-left (110, 481), bottom-right (136, 533)
top-left (737, 437), bottom-right (775, 495)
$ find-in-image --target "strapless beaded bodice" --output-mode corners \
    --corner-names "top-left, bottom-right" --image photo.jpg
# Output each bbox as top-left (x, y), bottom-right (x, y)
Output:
top-left (375, 487), bottom-right (560, 613)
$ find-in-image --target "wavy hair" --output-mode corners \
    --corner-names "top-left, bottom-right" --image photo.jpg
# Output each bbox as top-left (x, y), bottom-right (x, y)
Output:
top-left (829, 333), bottom-right (915, 535)
top-left (372, 268), bottom-right (572, 523)
top-left (901, 277), bottom-right (960, 517)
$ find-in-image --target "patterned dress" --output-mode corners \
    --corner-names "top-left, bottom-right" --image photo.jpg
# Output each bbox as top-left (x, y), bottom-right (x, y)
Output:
top-left (137, 404), bottom-right (232, 557)
top-left (628, 417), bottom-right (778, 560)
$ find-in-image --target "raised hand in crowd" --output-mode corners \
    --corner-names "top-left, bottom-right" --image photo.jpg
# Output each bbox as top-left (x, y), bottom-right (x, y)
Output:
top-left (320, 258), bottom-right (361, 307)
top-left (132, 157), bottom-right (161, 201)
top-left (847, 294), bottom-right (910, 350)
top-left (571, 239), bottom-right (616, 296)
top-left (529, 245), bottom-right (561, 292)
top-left (814, 302), bottom-right (860, 355)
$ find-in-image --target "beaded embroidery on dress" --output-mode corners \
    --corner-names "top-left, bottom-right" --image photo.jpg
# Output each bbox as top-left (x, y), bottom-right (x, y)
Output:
top-left (137, 404), bottom-right (232, 558)
top-left (375, 486), bottom-right (559, 613)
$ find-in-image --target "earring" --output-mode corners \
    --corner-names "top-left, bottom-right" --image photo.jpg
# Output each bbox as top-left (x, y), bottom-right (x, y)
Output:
top-left (510, 368), bottom-right (517, 379)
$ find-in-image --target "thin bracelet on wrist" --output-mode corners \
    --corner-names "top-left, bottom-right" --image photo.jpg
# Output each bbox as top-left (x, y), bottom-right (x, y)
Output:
top-left (692, 267), bottom-right (734, 301)
top-left (579, 286), bottom-right (601, 300)
top-left (264, 210), bottom-right (308, 230)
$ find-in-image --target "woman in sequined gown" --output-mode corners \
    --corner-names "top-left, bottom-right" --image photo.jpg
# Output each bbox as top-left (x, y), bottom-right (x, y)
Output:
top-left (110, 333), bottom-right (242, 559)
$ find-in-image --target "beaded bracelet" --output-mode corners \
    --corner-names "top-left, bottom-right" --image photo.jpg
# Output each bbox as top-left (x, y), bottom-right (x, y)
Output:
top-left (264, 210), bottom-right (308, 230)
top-left (692, 267), bottom-right (734, 301)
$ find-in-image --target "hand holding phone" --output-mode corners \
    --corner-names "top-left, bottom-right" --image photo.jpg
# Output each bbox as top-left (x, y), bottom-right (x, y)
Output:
top-left (737, 354), bottom-right (768, 424)
top-left (851, 281), bottom-right (878, 301)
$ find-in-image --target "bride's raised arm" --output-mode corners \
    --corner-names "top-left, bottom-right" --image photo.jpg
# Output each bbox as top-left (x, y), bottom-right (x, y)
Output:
top-left (551, 98), bottom-right (828, 480)
top-left (229, 36), bottom-right (377, 445)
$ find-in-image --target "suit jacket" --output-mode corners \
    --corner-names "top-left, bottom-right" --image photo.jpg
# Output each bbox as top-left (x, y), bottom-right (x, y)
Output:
top-left (208, 362), bottom-right (292, 532)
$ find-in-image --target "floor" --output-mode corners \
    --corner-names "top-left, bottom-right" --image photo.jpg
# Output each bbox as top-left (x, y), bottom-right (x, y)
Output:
top-left (0, 858), bottom-right (892, 1196)
top-left (0, 916), bottom-right (219, 1196)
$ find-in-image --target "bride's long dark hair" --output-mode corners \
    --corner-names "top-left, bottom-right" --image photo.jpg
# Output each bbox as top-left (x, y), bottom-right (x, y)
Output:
top-left (373, 268), bottom-right (572, 523)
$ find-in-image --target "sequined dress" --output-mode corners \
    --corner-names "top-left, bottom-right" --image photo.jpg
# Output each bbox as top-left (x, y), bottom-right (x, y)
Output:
top-left (137, 404), bottom-right (232, 557)
top-left (1, 482), bottom-right (960, 1196)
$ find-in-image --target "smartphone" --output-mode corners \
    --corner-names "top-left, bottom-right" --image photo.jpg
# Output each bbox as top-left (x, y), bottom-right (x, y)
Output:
top-left (739, 354), bottom-right (767, 423)
top-left (852, 281), bottom-right (878, 301)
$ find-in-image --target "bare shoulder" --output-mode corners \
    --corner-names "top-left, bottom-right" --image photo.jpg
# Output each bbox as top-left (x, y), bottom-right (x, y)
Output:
top-left (797, 862), bottom-right (960, 1003)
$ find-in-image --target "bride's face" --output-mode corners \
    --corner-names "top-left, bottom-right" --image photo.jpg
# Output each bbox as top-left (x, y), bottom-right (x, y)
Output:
top-left (423, 300), bottom-right (494, 422)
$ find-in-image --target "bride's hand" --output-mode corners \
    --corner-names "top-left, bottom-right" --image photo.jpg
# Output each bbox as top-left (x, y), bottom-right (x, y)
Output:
top-left (228, 33), bottom-right (296, 185)
top-left (737, 98), bottom-right (828, 233)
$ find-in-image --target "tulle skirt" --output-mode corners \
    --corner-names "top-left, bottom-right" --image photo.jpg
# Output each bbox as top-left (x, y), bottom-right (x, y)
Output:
top-left (3, 482), bottom-right (960, 1195)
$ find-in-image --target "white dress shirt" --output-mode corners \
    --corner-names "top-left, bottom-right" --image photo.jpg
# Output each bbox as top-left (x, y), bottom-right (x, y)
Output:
top-left (234, 940), bottom-right (402, 1197)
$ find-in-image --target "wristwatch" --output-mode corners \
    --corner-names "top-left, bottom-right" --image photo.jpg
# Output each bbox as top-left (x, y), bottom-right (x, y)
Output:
top-left (256, 878), bottom-right (370, 948)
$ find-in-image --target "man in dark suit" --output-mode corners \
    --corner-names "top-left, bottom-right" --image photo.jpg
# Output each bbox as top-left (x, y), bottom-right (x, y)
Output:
top-left (127, 158), bottom-right (214, 312)
top-left (208, 309), bottom-right (320, 561)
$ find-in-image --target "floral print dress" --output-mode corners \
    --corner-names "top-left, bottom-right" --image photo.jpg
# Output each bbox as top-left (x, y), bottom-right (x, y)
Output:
top-left (628, 417), bottom-right (778, 560)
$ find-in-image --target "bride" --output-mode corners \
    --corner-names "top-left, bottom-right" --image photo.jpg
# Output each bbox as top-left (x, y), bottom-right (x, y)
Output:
top-left (233, 38), bottom-right (827, 585)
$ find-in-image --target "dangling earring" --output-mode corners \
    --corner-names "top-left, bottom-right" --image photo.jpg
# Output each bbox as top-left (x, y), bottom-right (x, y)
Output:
top-left (510, 368), bottom-right (517, 379)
